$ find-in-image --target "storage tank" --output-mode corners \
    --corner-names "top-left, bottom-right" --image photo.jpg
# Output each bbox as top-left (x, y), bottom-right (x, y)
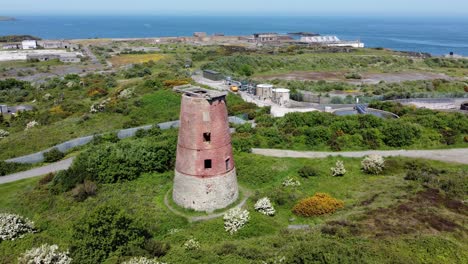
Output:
top-left (256, 84), bottom-right (273, 100)
top-left (272, 88), bottom-right (290, 106)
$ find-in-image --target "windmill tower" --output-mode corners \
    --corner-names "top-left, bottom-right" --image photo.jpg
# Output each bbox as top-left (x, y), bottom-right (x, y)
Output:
top-left (172, 87), bottom-right (238, 212)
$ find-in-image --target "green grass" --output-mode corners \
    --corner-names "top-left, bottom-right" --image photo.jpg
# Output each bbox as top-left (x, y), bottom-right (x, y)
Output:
top-left (0, 154), bottom-right (466, 263)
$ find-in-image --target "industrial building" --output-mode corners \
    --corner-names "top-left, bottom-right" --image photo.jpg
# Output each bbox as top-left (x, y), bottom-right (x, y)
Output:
top-left (203, 70), bottom-right (224, 81)
top-left (172, 86), bottom-right (239, 212)
top-left (300, 35), bottom-right (364, 48)
top-left (26, 53), bottom-right (81, 63)
top-left (2, 43), bottom-right (20, 50)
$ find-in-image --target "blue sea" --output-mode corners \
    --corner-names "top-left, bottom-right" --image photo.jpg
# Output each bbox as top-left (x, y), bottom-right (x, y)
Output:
top-left (1, 15), bottom-right (468, 56)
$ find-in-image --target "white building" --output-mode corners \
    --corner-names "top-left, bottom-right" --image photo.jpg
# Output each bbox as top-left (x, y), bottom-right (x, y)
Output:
top-left (22, 40), bottom-right (37, 50)
top-left (256, 84), bottom-right (274, 100)
top-left (300, 35), bottom-right (364, 48)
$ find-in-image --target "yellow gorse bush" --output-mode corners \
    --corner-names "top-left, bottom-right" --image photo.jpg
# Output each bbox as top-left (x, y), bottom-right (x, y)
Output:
top-left (292, 193), bottom-right (344, 217)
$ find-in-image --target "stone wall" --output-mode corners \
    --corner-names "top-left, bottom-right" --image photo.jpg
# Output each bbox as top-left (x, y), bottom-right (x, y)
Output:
top-left (172, 169), bottom-right (239, 212)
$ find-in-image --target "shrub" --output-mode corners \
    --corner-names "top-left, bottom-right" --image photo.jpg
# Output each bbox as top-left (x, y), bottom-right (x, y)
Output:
top-left (0, 161), bottom-right (30, 176)
top-left (298, 165), bottom-right (318, 178)
top-left (184, 238), bottom-right (201, 251)
top-left (51, 132), bottom-right (177, 191)
top-left (440, 127), bottom-right (457, 145)
top-left (38, 173), bottom-right (55, 186)
top-left (404, 161), bottom-right (444, 183)
top-left (71, 205), bottom-right (150, 264)
top-left (71, 180), bottom-right (97, 202)
top-left (43, 148), bottom-right (65, 163)
top-left (464, 135), bottom-right (468, 143)
top-left (361, 154), bottom-right (385, 174)
top-left (331, 160), bottom-right (346, 177)
top-left (0, 213), bottom-right (35, 241)
top-left (144, 239), bottom-right (170, 258)
top-left (18, 244), bottom-right (72, 264)
top-left (0, 129), bottom-right (9, 138)
top-left (254, 197), bottom-right (276, 216)
top-left (382, 121), bottom-right (421, 147)
top-left (123, 257), bottom-right (165, 264)
top-left (224, 208), bottom-right (250, 235)
top-left (292, 193), bottom-right (344, 217)
top-left (282, 177), bottom-right (301, 187)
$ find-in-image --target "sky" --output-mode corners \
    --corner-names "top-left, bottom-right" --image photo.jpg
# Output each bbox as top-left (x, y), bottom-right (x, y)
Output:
top-left (3, 0), bottom-right (468, 16)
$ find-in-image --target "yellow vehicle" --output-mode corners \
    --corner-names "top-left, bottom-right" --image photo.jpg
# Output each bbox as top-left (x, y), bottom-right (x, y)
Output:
top-left (230, 86), bottom-right (239, 92)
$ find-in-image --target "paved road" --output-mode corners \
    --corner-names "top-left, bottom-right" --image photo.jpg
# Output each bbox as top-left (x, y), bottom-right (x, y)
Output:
top-left (0, 158), bottom-right (74, 185)
top-left (252, 148), bottom-right (468, 164)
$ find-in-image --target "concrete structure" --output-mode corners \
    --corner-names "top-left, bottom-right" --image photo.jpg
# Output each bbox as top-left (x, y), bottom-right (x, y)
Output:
top-left (22, 40), bottom-right (37, 49)
top-left (203, 69), bottom-right (224, 81)
top-left (253, 33), bottom-right (279, 43)
top-left (256, 84), bottom-right (274, 100)
top-left (272, 88), bottom-right (291, 106)
top-left (193, 32), bottom-right (208, 38)
top-left (172, 87), bottom-right (239, 212)
top-left (2, 43), bottom-right (20, 50)
top-left (38, 41), bottom-right (79, 50)
top-left (0, 50), bottom-right (83, 62)
top-left (300, 35), bottom-right (364, 48)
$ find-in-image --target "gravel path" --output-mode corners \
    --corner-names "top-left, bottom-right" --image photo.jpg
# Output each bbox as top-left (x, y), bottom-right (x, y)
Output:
top-left (252, 148), bottom-right (468, 164)
top-left (0, 158), bottom-right (74, 185)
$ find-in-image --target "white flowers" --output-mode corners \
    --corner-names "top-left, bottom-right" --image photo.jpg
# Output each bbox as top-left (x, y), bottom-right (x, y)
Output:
top-left (118, 88), bottom-right (134, 99)
top-left (123, 257), bottom-right (166, 264)
top-left (25, 120), bottom-right (39, 130)
top-left (282, 177), bottom-right (301, 187)
top-left (331, 160), bottom-right (346, 177)
top-left (0, 129), bottom-right (9, 139)
top-left (223, 208), bottom-right (250, 235)
top-left (90, 98), bottom-right (111, 113)
top-left (254, 197), bottom-right (276, 216)
top-left (361, 154), bottom-right (385, 175)
top-left (183, 238), bottom-right (200, 250)
top-left (18, 244), bottom-right (72, 264)
top-left (0, 213), bottom-right (35, 241)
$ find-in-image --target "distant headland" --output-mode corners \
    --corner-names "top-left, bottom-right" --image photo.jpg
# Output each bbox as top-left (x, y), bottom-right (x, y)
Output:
top-left (0, 16), bottom-right (15, 21)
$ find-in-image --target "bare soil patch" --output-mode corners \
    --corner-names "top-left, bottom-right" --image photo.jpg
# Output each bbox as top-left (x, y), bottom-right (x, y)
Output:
top-left (323, 189), bottom-right (467, 238)
top-left (259, 71), bottom-right (452, 84)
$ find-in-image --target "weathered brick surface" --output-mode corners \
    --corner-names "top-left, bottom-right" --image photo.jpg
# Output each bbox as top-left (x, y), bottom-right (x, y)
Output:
top-left (173, 92), bottom-right (239, 211)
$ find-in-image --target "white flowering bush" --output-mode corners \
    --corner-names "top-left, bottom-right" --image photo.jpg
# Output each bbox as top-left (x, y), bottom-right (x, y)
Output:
top-left (223, 208), bottom-right (250, 235)
top-left (0, 129), bottom-right (9, 139)
top-left (18, 244), bottom-right (72, 264)
top-left (123, 257), bottom-right (166, 264)
top-left (262, 255), bottom-right (286, 264)
top-left (254, 197), bottom-right (276, 216)
top-left (361, 154), bottom-right (385, 175)
top-left (183, 238), bottom-right (200, 250)
top-left (282, 177), bottom-right (301, 187)
top-left (0, 213), bottom-right (35, 241)
top-left (25, 120), bottom-right (39, 130)
top-left (90, 98), bottom-right (111, 113)
top-left (331, 160), bottom-right (346, 177)
top-left (118, 88), bottom-right (134, 99)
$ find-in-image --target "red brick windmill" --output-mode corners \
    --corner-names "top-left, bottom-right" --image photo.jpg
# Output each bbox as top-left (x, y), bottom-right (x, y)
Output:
top-left (172, 87), bottom-right (238, 212)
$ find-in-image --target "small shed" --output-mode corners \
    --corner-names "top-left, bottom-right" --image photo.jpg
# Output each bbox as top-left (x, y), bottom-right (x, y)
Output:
top-left (203, 70), bottom-right (224, 81)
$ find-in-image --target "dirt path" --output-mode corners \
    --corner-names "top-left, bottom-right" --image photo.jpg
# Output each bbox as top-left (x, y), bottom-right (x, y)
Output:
top-left (252, 148), bottom-right (468, 164)
top-left (0, 158), bottom-right (74, 185)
